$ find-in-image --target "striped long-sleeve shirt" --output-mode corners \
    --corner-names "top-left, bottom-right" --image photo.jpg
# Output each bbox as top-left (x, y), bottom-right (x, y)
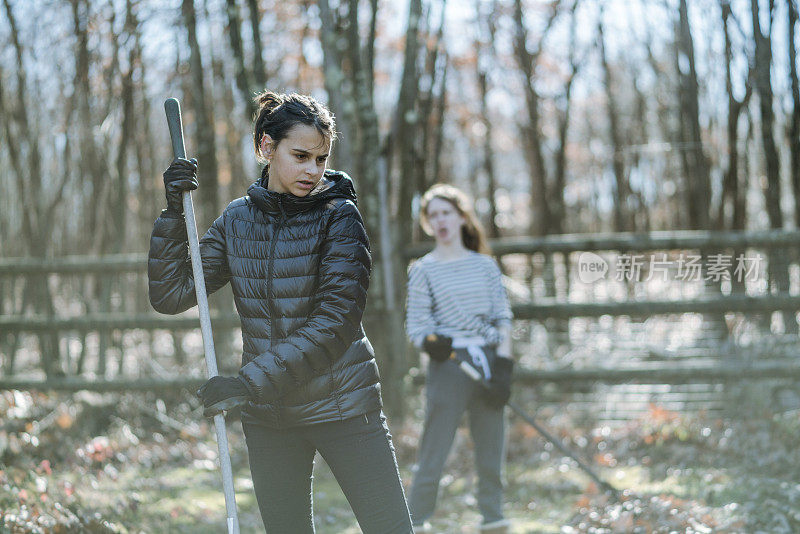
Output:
top-left (405, 251), bottom-right (513, 348)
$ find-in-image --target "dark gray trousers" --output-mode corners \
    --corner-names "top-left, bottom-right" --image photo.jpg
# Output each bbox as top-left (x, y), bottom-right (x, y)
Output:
top-left (243, 410), bottom-right (413, 533)
top-left (408, 347), bottom-right (507, 525)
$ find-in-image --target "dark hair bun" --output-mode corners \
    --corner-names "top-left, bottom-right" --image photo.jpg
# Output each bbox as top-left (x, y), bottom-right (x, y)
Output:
top-left (254, 91), bottom-right (284, 118)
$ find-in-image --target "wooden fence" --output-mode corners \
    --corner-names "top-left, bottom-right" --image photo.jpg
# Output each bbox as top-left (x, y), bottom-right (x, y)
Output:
top-left (2, 229), bottom-right (800, 396)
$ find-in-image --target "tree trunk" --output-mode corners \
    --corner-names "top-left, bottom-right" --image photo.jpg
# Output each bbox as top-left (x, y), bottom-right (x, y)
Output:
top-left (788, 0), bottom-right (800, 227)
top-left (4, 0), bottom-right (62, 376)
top-left (393, 0), bottom-right (423, 251)
top-left (431, 54), bottom-right (448, 187)
top-left (316, 0), bottom-right (357, 175)
top-left (720, 0), bottom-right (752, 299)
top-left (417, 4), bottom-right (446, 206)
top-left (676, 0), bottom-right (729, 337)
top-left (116, 1), bottom-right (136, 256)
top-left (245, 0), bottom-right (267, 89)
top-left (751, 0), bottom-right (796, 333)
top-left (132, 15), bottom-right (158, 248)
top-left (512, 0), bottom-right (558, 238)
top-left (598, 14), bottom-right (633, 232)
top-left (182, 0), bottom-right (220, 232)
top-left (676, 0), bottom-right (711, 231)
top-left (750, 0), bottom-right (782, 231)
top-left (552, 4), bottom-right (580, 305)
top-left (225, 0), bottom-right (256, 118)
top-left (475, 0), bottom-right (499, 239)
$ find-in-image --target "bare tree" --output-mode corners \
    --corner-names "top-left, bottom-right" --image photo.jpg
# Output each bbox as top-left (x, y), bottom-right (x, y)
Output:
top-left (717, 1), bottom-right (753, 302)
top-left (225, 0), bottom-right (256, 118)
top-left (416, 1), bottom-right (446, 197)
top-left (598, 8), bottom-right (634, 232)
top-left (132, 4), bottom-right (159, 249)
top-left (430, 52), bottom-right (449, 189)
top-left (750, 0), bottom-right (782, 231)
top-left (552, 0), bottom-right (581, 236)
top-left (719, 0), bottom-right (751, 233)
top-left (245, 0), bottom-right (268, 89)
top-left (475, 0), bottom-right (500, 238)
top-left (675, 0), bottom-right (712, 231)
top-left (512, 0), bottom-right (559, 238)
top-left (3, 0), bottom-right (71, 376)
top-left (392, 0), bottom-right (424, 249)
top-left (316, 0), bottom-right (357, 175)
top-left (788, 0), bottom-right (800, 227)
top-left (182, 0), bottom-right (220, 231)
top-left (750, 0), bottom-right (796, 333)
top-left (641, 19), bottom-right (685, 229)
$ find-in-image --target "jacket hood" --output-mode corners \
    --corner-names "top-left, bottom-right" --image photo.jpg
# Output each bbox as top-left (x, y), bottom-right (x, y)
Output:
top-left (247, 169), bottom-right (357, 216)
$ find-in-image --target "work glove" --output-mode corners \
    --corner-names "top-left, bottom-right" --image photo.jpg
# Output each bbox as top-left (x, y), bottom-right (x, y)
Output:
top-left (483, 357), bottom-right (514, 408)
top-left (196, 375), bottom-right (252, 417)
top-left (163, 157), bottom-right (198, 214)
top-left (423, 334), bottom-right (455, 363)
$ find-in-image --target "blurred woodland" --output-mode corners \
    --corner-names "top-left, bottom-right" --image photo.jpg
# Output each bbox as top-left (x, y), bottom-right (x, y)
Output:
top-left (4, 0), bottom-right (800, 380)
top-left (4, 0), bottom-right (800, 531)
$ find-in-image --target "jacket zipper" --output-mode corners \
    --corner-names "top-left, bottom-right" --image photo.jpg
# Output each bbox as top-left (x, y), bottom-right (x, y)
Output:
top-left (266, 197), bottom-right (287, 349)
top-left (265, 198), bottom-right (287, 424)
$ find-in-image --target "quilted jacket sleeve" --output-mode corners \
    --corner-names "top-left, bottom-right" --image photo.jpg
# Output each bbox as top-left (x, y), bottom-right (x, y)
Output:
top-left (238, 200), bottom-right (371, 403)
top-left (148, 210), bottom-right (231, 314)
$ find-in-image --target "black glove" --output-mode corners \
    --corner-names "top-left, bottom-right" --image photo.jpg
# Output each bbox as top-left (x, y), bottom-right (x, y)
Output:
top-left (483, 357), bottom-right (514, 408)
top-left (196, 375), bottom-right (252, 417)
top-left (423, 334), bottom-right (455, 362)
top-left (163, 157), bottom-right (198, 214)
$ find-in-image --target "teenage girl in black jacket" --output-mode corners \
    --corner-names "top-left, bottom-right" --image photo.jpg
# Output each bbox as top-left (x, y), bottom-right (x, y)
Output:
top-left (148, 91), bottom-right (412, 533)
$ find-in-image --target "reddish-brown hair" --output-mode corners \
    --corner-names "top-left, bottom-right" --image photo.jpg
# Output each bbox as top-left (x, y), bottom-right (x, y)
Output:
top-left (420, 184), bottom-right (490, 254)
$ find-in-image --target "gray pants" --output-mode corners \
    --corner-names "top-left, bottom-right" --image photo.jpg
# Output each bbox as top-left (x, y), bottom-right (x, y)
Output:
top-left (243, 410), bottom-right (413, 533)
top-left (408, 347), bottom-right (506, 525)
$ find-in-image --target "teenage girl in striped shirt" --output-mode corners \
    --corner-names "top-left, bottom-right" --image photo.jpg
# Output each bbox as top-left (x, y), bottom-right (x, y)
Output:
top-left (405, 184), bottom-right (514, 534)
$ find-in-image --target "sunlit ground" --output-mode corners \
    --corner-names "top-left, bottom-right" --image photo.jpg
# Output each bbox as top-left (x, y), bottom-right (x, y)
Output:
top-left (3, 308), bottom-right (798, 532)
top-left (2, 386), bottom-right (799, 533)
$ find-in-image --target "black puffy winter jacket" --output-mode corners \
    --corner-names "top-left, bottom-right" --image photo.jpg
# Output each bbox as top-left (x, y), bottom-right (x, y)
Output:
top-left (148, 170), bottom-right (382, 428)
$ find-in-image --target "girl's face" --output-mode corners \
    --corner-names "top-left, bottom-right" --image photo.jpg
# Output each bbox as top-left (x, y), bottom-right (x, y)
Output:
top-left (426, 197), bottom-right (465, 246)
top-left (261, 124), bottom-right (330, 197)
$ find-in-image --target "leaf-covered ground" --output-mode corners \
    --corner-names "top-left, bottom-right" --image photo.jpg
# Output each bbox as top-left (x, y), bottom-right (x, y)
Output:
top-left (1, 388), bottom-right (799, 533)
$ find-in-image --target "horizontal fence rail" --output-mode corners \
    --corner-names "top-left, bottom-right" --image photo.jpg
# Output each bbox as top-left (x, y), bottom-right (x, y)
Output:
top-left (406, 229), bottom-right (800, 257)
top-left (3, 293), bottom-right (800, 333)
top-left (0, 313), bottom-right (243, 333)
top-left (3, 228), bottom-right (800, 276)
top-left (512, 361), bottom-right (800, 384)
top-left (515, 294), bottom-right (800, 319)
top-left (4, 361), bottom-right (800, 392)
top-left (0, 254), bottom-right (146, 275)
top-left (0, 377), bottom-right (207, 392)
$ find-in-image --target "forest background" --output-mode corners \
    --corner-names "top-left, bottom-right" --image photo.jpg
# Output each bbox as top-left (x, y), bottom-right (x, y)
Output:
top-left (4, 0), bottom-right (800, 532)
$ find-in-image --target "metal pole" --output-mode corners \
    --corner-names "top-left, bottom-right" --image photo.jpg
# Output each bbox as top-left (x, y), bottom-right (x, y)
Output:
top-left (164, 98), bottom-right (240, 534)
top-left (455, 358), bottom-right (619, 497)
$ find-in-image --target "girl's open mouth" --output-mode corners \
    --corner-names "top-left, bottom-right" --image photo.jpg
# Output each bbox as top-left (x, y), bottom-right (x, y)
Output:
top-left (296, 180), bottom-right (314, 190)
